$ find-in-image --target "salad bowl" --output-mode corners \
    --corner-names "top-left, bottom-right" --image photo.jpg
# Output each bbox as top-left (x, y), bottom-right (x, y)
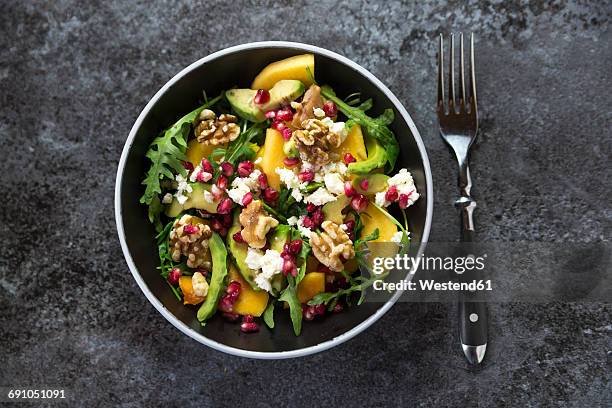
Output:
top-left (115, 41), bottom-right (433, 358)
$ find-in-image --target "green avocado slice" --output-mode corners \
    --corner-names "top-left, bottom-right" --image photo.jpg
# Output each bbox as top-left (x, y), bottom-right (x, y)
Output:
top-left (226, 80), bottom-right (305, 122)
top-left (196, 232), bottom-right (228, 322)
top-left (347, 135), bottom-right (387, 175)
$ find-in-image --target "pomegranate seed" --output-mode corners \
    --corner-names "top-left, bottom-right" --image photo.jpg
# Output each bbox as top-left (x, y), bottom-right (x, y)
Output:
top-left (220, 162), bottom-right (234, 177)
top-left (263, 187), bottom-right (278, 202)
top-left (332, 303), bottom-right (344, 313)
top-left (323, 100), bottom-right (338, 117)
top-left (218, 296), bottom-right (234, 313)
top-left (343, 219), bottom-right (356, 231)
top-left (220, 213), bottom-right (233, 227)
top-left (399, 193), bottom-right (410, 209)
top-left (182, 161), bottom-right (194, 172)
top-left (303, 304), bottom-right (326, 321)
top-left (258, 173), bottom-right (268, 189)
top-left (385, 185), bottom-right (399, 202)
top-left (240, 321), bottom-right (260, 333)
top-left (216, 175), bottom-right (228, 190)
top-left (344, 181), bottom-right (356, 197)
top-left (312, 209), bottom-right (324, 227)
top-left (343, 153), bottom-right (356, 164)
top-left (281, 251), bottom-right (293, 261)
top-left (281, 127), bottom-right (293, 140)
top-left (359, 178), bottom-right (369, 191)
top-left (288, 239), bottom-right (303, 254)
top-left (271, 120), bottom-right (286, 131)
top-left (183, 224), bottom-right (199, 235)
top-left (306, 203), bottom-right (318, 213)
top-left (302, 216), bottom-right (314, 228)
top-left (227, 281), bottom-right (241, 297)
top-left (195, 170), bottom-right (212, 183)
top-left (276, 107), bottom-right (293, 122)
top-left (241, 191), bottom-right (253, 206)
top-left (348, 231), bottom-right (356, 241)
top-left (200, 158), bottom-right (214, 174)
top-left (232, 231), bottom-right (245, 243)
top-left (211, 218), bottom-right (223, 232)
top-left (237, 161), bottom-right (254, 177)
top-left (222, 312), bottom-right (240, 322)
top-left (167, 267), bottom-right (181, 285)
top-left (298, 170), bottom-right (315, 182)
top-left (254, 89), bottom-right (270, 105)
top-left (243, 314), bottom-right (254, 323)
top-left (283, 157), bottom-right (300, 167)
top-left (216, 197), bottom-right (233, 214)
top-left (195, 268), bottom-right (208, 278)
top-left (264, 110), bottom-right (276, 119)
top-left (350, 194), bottom-right (368, 213)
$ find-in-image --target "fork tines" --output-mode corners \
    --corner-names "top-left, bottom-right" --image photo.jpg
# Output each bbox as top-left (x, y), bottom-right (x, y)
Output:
top-left (437, 33), bottom-right (477, 117)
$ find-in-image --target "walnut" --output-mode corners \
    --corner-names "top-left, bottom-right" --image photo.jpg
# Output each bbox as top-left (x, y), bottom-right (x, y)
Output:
top-left (194, 109), bottom-right (240, 145)
top-left (169, 214), bottom-right (213, 268)
top-left (310, 221), bottom-right (355, 272)
top-left (239, 200), bottom-right (279, 249)
top-left (292, 118), bottom-right (340, 167)
top-left (291, 84), bottom-right (323, 127)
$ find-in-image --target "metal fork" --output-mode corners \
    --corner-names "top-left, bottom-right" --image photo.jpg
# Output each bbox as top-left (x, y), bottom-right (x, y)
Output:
top-left (437, 33), bottom-right (487, 364)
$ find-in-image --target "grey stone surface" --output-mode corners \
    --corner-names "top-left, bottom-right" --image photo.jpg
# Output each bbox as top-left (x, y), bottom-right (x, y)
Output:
top-left (1, 1), bottom-right (610, 407)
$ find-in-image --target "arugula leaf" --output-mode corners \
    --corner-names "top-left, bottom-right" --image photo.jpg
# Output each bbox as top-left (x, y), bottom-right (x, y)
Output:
top-left (140, 94), bottom-right (222, 228)
top-left (263, 301), bottom-right (275, 329)
top-left (320, 85), bottom-right (399, 170)
top-left (279, 275), bottom-right (302, 336)
top-left (223, 122), bottom-right (265, 165)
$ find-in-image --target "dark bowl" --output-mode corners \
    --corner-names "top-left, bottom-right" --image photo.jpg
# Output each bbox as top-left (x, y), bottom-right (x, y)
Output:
top-left (115, 42), bottom-right (433, 358)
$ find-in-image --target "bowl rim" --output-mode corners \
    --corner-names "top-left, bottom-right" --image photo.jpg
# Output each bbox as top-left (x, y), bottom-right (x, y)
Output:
top-left (114, 41), bottom-right (434, 359)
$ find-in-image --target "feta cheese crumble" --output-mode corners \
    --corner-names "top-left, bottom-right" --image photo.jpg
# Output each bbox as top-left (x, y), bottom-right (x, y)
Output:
top-left (174, 174), bottom-right (193, 205)
top-left (390, 231), bottom-right (405, 244)
top-left (203, 190), bottom-right (214, 203)
top-left (227, 169), bottom-right (262, 205)
top-left (245, 247), bottom-right (284, 292)
top-left (192, 271), bottom-right (209, 297)
top-left (275, 167), bottom-right (305, 202)
top-left (377, 168), bottom-right (420, 207)
top-left (162, 193), bottom-right (173, 204)
top-left (296, 215), bottom-right (313, 238)
top-left (313, 107), bottom-right (326, 118)
top-left (324, 173), bottom-right (345, 195)
top-left (304, 187), bottom-right (337, 206)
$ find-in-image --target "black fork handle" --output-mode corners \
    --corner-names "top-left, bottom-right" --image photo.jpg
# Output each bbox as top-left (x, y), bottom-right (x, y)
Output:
top-left (456, 162), bottom-right (488, 364)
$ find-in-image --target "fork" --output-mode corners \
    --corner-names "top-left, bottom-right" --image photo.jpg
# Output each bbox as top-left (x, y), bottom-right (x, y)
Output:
top-left (437, 33), bottom-right (487, 364)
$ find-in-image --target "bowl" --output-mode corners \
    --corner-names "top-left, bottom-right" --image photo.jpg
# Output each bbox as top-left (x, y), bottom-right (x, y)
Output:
top-left (115, 41), bottom-right (433, 359)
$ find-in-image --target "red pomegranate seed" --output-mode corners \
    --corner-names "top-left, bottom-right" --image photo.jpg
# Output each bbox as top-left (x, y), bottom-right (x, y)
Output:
top-left (240, 321), bottom-right (260, 333)
top-left (350, 194), bottom-right (368, 212)
top-left (222, 312), bottom-right (240, 322)
top-left (348, 231), bottom-right (356, 241)
top-left (183, 224), bottom-right (199, 235)
top-left (323, 100), bottom-right (338, 117)
top-left (281, 127), bottom-right (293, 140)
top-left (216, 197), bottom-right (233, 214)
top-left (288, 239), bottom-right (303, 254)
top-left (399, 193), bottom-right (410, 209)
top-left (359, 178), bottom-right (369, 191)
top-left (344, 181), bottom-right (356, 197)
top-left (385, 185), bottom-right (399, 202)
top-left (167, 267), bottom-right (181, 285)
top-left (232, 231), bottom-right (245, 243)
top-left (332, 303), bottom-right (344, 313)
top-left (264, 110), bottom-right (276, 119)
top-left (302, 216), bottom-right (314, 228)
top-left (220, 213), bottom-right (233, 227)
top-left (254, 89), bottom-right (270, 105)
top-left (195, 170), bottom-right (212, 183)
top-left (312, 209), bottom-right (324, 227)
top-left (182, 161), bottom-right (194, 172)
top-left (298, 170), bottom-right (315, 182)
top-left (216, 174), bottom-right (228, 190)
top-left (263, 187), bottom-right (279, 202)
top-left (211, 218), bottom-right (223, 232)
top-left (218, 296), bottom-right (234, 313)
top-left (283, 157), bottom-right (300, 167)
top-left (306, 203), bottom-right (318, 213)
top-left (220, 162), bottom-right (234, 177)
top-left (200, 158), bottom-right (214, 174)
top-left (276, 107), bottom-right (293, 122)
top-left (343, 153), bottom-right (356, 164)
top-left (271, 120), bottom-right (286, 131)
top-left (227, 280), bottom-right (241, 297)
top-left (258, 173), bottom-right (268, 189)
top-left (343, 219), bottom-right (356, 232)
top-left (237, 161), bottom-right (254, 177)
top-left (243, 314), bottom-right (254, 323)
top-left (241, 191), bottom-right (253, 206)
top-left (282, 259), bottom-right (294, 276)
top-left (313, 304), bottom-right (326, 315)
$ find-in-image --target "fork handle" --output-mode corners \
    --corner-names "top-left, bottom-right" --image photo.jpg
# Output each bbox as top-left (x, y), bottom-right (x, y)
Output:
top-left (455, 163), bottom-right (488, 364)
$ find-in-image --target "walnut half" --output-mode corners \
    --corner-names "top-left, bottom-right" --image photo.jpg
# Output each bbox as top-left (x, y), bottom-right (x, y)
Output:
top-left (194, 109), bottom-right (240, 145)
top-left (239, 200), bottom-right (279, 249)
top-left (292, 118), bottom-right (341, 167)
top-left (310, 221), bottom-right (355, 272)
top-left (169, 214), bottom-right (213, 268)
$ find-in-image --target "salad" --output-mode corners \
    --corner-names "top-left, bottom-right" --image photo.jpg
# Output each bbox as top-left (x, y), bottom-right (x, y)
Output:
top-left (140, 54), bottom-right (420, 335)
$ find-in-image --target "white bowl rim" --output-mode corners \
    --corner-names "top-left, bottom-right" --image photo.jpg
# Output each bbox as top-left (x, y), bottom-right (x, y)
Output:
top-left (114, 41), bottom-right (434, 359)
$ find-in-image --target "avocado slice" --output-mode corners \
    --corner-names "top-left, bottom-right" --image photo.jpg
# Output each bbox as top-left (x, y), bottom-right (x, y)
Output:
top-left (322, 194), bottom-right (350, 224)
top-left (227, 212), bottom-right (260, 290)
top-left (165, 183), bottom-right (219, 217)
top-left (352, 174), bottom-right (389, 195)
top-left (196, 232), bottom-right (228, 322)
top-left (268, 226), bottom-right (290, 294)
top-left (347, 136), bottom-right (387, 175)
top-left (226, 80), bottom-right (305, 123)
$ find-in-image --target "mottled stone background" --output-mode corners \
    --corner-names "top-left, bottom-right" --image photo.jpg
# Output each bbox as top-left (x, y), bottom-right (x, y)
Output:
top-left (1, 1), bottom-right (610, 407)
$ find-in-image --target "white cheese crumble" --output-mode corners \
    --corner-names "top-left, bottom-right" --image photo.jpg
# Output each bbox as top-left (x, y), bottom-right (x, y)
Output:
top-left (375, 191), bottom-right (388, 207)
top-left (390, 231), bottom-right (405, 244)
top-left (226, 169), bottom-right (262, 205)
top-left (254, 157), bottom-right (263, 165)
top-left (245, 248), bottom-right (284, 292)
top-left (203, 190), bottom-right (214, 203)
top-left (377, 168), bottom-right (420, 208)
top-left (330, 122), bottom-right (348, 142)
top-left (275, 167), bottom-right (305, 202)
top-left (174, 174), bottom-right (192, 205)
top-left (286, 216), bottom-right (299, 226)
top-left (324, 173), bottom-right (345, 195)
top-left (189, 165), bottom-right (201, 182)
top-left (296, 215), bottom-right (313, 238)
top-left (162, 193), bottom-right (173, 204)
top-left (192, 272), bottom-right (209, 297)
top-left (313, 107), bottom-right (326, 118)
top-left (304, 187), bottom-right (337, 206)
